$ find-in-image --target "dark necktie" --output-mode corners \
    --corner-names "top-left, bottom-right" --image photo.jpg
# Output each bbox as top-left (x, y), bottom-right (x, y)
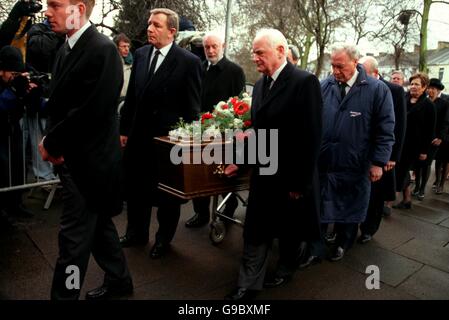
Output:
top-left (263, 76), bottom-right (273, 99)
top-left (147, 49), bottom-right (160, 82)
top-left (339, 82), bottom-right (348, 99)
top-left (56, 41), bottom-right (71, 75)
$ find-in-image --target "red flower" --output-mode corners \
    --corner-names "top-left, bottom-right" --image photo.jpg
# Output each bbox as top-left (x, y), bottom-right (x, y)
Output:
top-left (244, 120), bottom-right (252, 128)
top-left (234, 102), bottom-right (250, 116)
top-left (221, 104), bottom-right (229, 110)
top-left (201, 113), bottom-right (213, 124)
top-left (230, 97), bottom-right (238, 107)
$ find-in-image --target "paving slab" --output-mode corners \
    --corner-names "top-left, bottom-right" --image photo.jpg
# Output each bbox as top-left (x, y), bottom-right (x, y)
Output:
top-left (384, 211), bottom-right (449, 247)
top-left (342, 243), bottom-right (423, 287)
top-left (399, 202), bottom-right (449, 225)
top-left (394, 238), bottom-right (449, 273)
top-left (398, 265), bottom-right (449, 300)
top-left (439, 217), bottom-right (449, 229)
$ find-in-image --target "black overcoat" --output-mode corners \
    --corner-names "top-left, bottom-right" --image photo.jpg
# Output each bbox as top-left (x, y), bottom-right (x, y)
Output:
top-left (243, 62), bottom-right (322, 245)
top-left (43, 25), bottom-right (124, 215)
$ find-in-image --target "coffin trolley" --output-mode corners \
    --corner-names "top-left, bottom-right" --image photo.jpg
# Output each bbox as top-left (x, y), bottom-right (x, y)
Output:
top-left (153, 136), bottom-right (249, 244)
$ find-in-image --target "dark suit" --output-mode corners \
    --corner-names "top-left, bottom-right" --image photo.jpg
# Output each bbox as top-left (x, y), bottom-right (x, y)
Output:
top-left (201, 57), bottom-right (246, 112)
top-left (237, 62), bottom-right (322, 290)
top-left (193, 57), bottom-right (246, 220)
top-left (44, 25), bottom-right (131, 299)
top-left (120, 42), bottom-right (202, 245)
top-left (361, 79), bottom-right (407, 236)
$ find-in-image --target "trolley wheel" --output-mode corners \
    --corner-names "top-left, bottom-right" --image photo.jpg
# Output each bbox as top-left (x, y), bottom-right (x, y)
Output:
top-left (209, 220), bottom-right (226, 245)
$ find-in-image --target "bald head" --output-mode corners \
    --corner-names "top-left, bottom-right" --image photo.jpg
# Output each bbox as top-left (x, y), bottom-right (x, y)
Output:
top-left (359, 56), bottom-right (379, 78)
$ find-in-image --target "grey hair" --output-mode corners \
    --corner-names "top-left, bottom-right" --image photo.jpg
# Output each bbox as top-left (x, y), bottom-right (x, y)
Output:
top-left (391, 70), bottom-right (404, 79)
top-left (359, 56), bottom-right (379, 74)
top-left (203, 31), bottom-right (225, 46)
top-left (254, 28), bottom-right (288, 58)
top-left (288, 45), bottom-right (300, 60)
top-left (331, 43), bottom-right (361, 60)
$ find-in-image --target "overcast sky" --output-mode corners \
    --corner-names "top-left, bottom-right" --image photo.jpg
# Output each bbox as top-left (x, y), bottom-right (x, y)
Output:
top-left (57, 1), bottom-right (449, 55)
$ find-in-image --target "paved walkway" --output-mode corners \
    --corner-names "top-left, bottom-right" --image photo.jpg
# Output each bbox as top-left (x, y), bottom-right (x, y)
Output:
top-left (1, 183), bottom-right (449, 300)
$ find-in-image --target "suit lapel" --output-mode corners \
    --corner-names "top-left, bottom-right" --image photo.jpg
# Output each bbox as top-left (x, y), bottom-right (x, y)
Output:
top-left (255, 62), bottom-right (292, 114)
top-left (142, 43), bottom-right (178, 94)
top-left (50, 25), bottom-right (96, 96)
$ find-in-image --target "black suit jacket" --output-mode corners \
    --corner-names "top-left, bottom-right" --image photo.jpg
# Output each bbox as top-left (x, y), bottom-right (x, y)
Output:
top-left (120, 42), bottom-right (202, 195)
top-left (244, 62), bottom-right (322, 244)
top-left (201, 57), bottom-right (245, 112)
top-left (44, 25), bottom-right (123, 215)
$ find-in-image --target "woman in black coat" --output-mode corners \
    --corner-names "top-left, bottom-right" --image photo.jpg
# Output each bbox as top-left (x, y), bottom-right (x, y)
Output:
top-left (413, 79), bottom-right (449, 199)
top-left (427, 78), bottom-right (449, 194)
top-left (394, 73), bottom-right (436, 208)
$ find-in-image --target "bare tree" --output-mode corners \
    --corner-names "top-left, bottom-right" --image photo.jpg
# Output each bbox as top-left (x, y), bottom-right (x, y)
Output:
top-left (418, 0), bottom-right (449, 71)
top-left (293, 0), bottom-right (346, 77)
top-left (0, 0), bottom-right (19, 22)
top-left (114, 0), bottom-right (211, 45)
top-left (341, 0), bottom-right (376, 45)
top-left (369, 0), bottom-right (420, 70)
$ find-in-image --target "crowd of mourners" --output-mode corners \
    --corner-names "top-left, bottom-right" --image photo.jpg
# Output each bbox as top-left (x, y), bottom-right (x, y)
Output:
top-left (1, 0), bottom-right (449, 301)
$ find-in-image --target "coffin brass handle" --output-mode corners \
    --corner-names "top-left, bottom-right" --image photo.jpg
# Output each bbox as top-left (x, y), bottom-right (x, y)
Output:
top-left (213, 164), bottom-right (226, 177)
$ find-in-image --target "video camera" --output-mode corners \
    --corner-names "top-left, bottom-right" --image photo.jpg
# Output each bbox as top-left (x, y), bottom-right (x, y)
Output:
top-left (20, 0), bottom-right (43, 16)
top-left (9, 0), bottom-right (43, 18)
top-left (11, 71), bottom-right (48, 98)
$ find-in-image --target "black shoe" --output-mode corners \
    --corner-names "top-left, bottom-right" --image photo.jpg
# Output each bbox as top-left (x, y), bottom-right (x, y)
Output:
top-left (357, 234), bottom-right (372, 244)
top-left (263, 276), bottom-right (290, 288)
top-left (392, 201), bottom-right (412, 209)
top-left (149, 241), bottom-right (169, 259)
top-left (224, 287), bottom-right (258, 301)
top-left (324, 232), bottom-right (337, 245)
top-left (119, 235), bottom-right (148, 248)
top-left (85, 280), bottom-right (133, 300)
top-left (185, 213), bottom-right (209, 228)
top-left (329, 246), bottom-right (345, 262)
top-left (298, 255), bottom-right (322, 269)
top-left (382, 206), bottom-right (392, 217)
top-left (417, 192), bottom-right (425, 201)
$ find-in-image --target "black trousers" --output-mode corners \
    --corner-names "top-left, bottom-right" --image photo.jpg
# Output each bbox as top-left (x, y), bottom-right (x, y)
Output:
top-left (126, 188), bottom-right (181, 245)
top-left (360, 180), bottom-right (384, 237)
top-left (334, 223), bottom-right (359, 250)
top-left (237, 235), bottom-right (302, 291)
top-left (51, 166), bottom-right (131, 300)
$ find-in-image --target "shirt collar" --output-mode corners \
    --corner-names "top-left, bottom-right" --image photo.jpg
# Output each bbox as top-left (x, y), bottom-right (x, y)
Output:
top-left (67, 21), bottom-right (91, 49)
top-left (208, 56), bottom-right (224, 67)
top-left (155, 42), bottom-right (173, 57)
top-left (270, 60), bottom-right (288, 82)
top-left (345, 69), bottom-right (359, 88)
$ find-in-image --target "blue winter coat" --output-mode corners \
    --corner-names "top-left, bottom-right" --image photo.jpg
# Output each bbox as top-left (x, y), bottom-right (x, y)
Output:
top-left (319, 65), bottom-right (395, 223)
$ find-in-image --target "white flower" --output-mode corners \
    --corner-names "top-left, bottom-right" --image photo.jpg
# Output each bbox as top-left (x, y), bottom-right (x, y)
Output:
top-left (215, 101), bottom-right (228, 111)
top-left (233, 118), bottom-right (243, 129)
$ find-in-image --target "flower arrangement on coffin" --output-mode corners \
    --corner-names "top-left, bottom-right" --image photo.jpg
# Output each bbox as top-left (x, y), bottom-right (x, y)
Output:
top-left (169, 93), bottom-right (252, 142)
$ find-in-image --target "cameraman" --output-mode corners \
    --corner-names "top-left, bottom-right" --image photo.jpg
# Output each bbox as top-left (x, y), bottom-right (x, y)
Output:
top-left (0, 1), bottom-right (42, 49)
top-left (0, 45), bottom-right (37, 225)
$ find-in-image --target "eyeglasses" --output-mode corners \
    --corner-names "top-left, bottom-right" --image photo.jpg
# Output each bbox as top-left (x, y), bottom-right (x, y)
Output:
top-left (118, 44), bottom-right (130, 49)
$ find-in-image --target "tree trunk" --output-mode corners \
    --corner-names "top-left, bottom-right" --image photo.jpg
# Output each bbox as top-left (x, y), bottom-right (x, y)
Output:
top-left (300, 33), bottom-right (313, 70)
top-left (315, 43), bottom-right (325, 78)
top-left (419, 0), bottom-right (431, 72)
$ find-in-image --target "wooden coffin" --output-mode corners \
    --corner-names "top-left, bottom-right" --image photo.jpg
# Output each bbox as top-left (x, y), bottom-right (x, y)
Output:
top-left (154, 136), bottom-right (250, 200)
